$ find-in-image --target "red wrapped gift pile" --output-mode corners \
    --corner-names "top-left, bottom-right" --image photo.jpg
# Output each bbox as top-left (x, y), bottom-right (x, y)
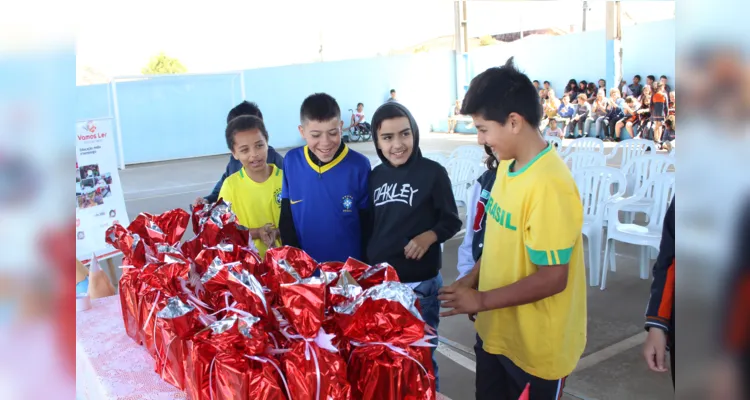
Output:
top-left (104, 201), bottom-right (437, 400)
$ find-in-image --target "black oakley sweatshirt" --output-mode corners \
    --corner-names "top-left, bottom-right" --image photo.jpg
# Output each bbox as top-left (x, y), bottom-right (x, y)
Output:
top-left (366, 102), bottom-right (461, 283)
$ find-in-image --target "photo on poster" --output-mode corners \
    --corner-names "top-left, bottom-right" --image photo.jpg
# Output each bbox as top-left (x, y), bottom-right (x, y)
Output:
top-left (79, 164), bottom-right (100, 180)
top-left (76, 192), bottom-right (104, 209)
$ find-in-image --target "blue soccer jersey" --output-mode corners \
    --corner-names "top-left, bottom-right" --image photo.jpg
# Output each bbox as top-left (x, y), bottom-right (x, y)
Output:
top-left (281, 145), bottom-right (370, 262)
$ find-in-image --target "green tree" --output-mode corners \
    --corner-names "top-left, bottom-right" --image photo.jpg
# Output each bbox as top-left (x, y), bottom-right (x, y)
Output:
top-left (479, 35), bottom-right (496, 46)
top-left (141, 52), bottom-right (187, 75)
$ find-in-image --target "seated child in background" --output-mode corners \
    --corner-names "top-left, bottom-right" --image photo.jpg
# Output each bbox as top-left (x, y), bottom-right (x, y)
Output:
top-left (219, 115), bottom-right (283, 258)
top-left (544, 118), bottom-right (564, 138)
top-left (367, 101), bottom-right (462, 391)
top-left (557, 95), bottom-right (576, 135)
top-left (567, 94), bottom-right (591, 138)
top-left (344, 102), bottom-right (367, 131)
top-left (279, 93), bottom-right (371, 263)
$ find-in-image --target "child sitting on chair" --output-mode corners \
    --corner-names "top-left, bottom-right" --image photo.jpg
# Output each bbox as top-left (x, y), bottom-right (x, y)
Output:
top-left (344, 102), bottom-right (367, 131)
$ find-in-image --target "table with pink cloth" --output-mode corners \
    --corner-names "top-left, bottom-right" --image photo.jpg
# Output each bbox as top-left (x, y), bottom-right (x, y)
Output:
top-left (76, 297), bottom-right (452, 400)
top-left (76, 295), bottom-right (185, 400)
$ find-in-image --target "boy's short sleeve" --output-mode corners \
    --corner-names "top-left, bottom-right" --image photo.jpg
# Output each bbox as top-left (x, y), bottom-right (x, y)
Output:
top-left (357, 158), bottom-right (371, 210)
top-left (523, 178), bottom-right (583, 266)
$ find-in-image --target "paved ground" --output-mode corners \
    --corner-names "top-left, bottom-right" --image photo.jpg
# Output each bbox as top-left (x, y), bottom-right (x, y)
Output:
top-left (112, 132), bottom-right (673, 399)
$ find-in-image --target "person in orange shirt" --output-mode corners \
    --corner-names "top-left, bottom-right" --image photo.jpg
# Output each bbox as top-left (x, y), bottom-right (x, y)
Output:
top-left (651, 83), bottom-right (669, 148)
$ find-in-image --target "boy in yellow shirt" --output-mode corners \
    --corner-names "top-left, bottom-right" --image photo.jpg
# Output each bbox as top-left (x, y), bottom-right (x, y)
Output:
top-left (439, 58), bottom-right (586, 400)
top-left (219, 115), bottom-right (283, 257)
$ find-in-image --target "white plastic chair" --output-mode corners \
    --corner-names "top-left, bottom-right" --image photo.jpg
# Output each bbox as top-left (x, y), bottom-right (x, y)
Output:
top-left (620, 154), bottom-right (675, 222)
top-left (573, 166), bottom-right (627, 286)
top-left (423, 152), bottom-right (449, 167)
top-left (545, 136), bottom-right (563, 152)
top-left (600, 172), bottom-right (675, 290)
top-left (605, 139), bottom-right (654, 169)
top-left (563, 152), bottom-right (606, 175)
top-left (560, 137), bottom-right (604, 157)
top-left (446, 157), bottom-right (481, 207)
top-left (449, 145), bottom-right (486, 163)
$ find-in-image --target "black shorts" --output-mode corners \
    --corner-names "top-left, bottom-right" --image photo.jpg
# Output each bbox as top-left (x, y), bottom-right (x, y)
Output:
top-left (652, 102), bottom-right (666, 121)
top-left (475, 335), bottom-right (567, 400)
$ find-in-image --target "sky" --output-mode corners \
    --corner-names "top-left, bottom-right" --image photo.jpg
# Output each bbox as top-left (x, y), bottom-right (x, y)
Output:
top-left (75, 0), bottom-right (675, 79)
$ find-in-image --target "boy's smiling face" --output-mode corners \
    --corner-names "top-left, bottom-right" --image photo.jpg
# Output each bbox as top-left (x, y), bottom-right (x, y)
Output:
top-left (376, 116), bottom-right (413, 167)
top-left (472, 114), bottom-right (518, 161)
top-left (231, 128), bottom-right (268, 173)
top-left (299, 117), bottom-right (342, 162)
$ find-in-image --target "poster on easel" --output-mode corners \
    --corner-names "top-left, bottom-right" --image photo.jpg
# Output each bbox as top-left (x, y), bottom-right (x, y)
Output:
top-left (75, 118), bottom-right (129, 262)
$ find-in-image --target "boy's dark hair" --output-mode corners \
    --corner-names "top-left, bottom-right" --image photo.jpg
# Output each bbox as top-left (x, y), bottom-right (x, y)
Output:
top-left (300, 93), bottom-right (341, 124)
top-left (543, 80), bottom-right (550, 85)
top-left (225, 115), bottom-right (268, 150)
top-left (372, 103), bottom-right (409, 133)
top-left (390, 89), bottom-right (396, 94)
top-left (460, 57), bottom-right (542, 127)
top-left (634, 74), bottom-right (642, 80)
top-left (227, 101), bottom-right (263, 124)
top-left (647, 75), bottom-right (656, 82)
top-left (660, 75), bottom-right (668, 80)
top-left (665, 118), bottom-right (674, 129)
top-left (579, 80), bottom-right (588, 86)
top-left (533, 80), bottom-right (540, 84)
top-left (625, 96), bottom-right (636, 104)
top-left (484, 145), bottom-right (498, 171)
top-left (357, 102), bottom-right (364, 108)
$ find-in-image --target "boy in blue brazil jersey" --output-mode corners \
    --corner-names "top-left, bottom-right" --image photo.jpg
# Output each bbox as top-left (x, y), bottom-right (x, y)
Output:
top-left (278, 93), bottom-right (371, 263)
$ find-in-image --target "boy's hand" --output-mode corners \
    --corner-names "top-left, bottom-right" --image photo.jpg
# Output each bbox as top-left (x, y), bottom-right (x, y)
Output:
top-left (192, 197), bottom-right (207, 208)
top-left (643, 328), bottom-right (668, 373)
top-left (438, 284), bottom-right (484, 317)
top-left (404, 231), bottom-right (437, 260)
top-left (260, 224), bottom-right (277, 248)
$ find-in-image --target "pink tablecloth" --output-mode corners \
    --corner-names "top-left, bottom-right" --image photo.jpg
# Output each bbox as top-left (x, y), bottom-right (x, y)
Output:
top-left (75, 295), bottom-right (185, 400)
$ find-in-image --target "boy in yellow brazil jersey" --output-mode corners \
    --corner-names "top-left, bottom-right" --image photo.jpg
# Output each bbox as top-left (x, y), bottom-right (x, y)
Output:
top-left (218, 115), bottom-right (283, 258)
top-left (438, 57), bottom-right (586, 400)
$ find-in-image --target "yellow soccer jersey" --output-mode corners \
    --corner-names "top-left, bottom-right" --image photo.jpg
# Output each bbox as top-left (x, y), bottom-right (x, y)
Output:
top-left (218, 165), bottom-right (283, 257)
top-left (474, 144), bottom-right (587, 380)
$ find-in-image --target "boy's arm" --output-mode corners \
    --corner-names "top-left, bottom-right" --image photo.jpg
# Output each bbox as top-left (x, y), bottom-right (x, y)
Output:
top-left (430, 166), bottom-right (463, 242)
top-left (456, 182), bottom-right (481, 279)
top-left (278, 161), bottom-right (300, 248)
top-left (645, 199), bottom-right (675, 332)
top-left (722, 199), bottom-right (750, 356)
top-left (205, 155), bottom-right (237, 203)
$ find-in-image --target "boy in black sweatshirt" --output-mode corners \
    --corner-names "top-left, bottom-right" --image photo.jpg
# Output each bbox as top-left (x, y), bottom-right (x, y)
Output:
top-left (367, 102), bottom-right (462, 391)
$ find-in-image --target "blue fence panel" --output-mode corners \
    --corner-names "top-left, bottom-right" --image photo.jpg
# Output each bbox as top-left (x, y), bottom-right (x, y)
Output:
top-left (622, 20), bottom-right (676, 88)
top-left (115, 73), bottom-right (242, 164)
top-left (243, 50), bottom-right (457, 149)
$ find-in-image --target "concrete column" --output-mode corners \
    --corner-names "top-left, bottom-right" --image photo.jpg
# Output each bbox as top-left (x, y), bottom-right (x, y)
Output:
top-left (605, 1), bottom-right (622, 92)
top-left (454, 0), bottom-right (463, 99)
